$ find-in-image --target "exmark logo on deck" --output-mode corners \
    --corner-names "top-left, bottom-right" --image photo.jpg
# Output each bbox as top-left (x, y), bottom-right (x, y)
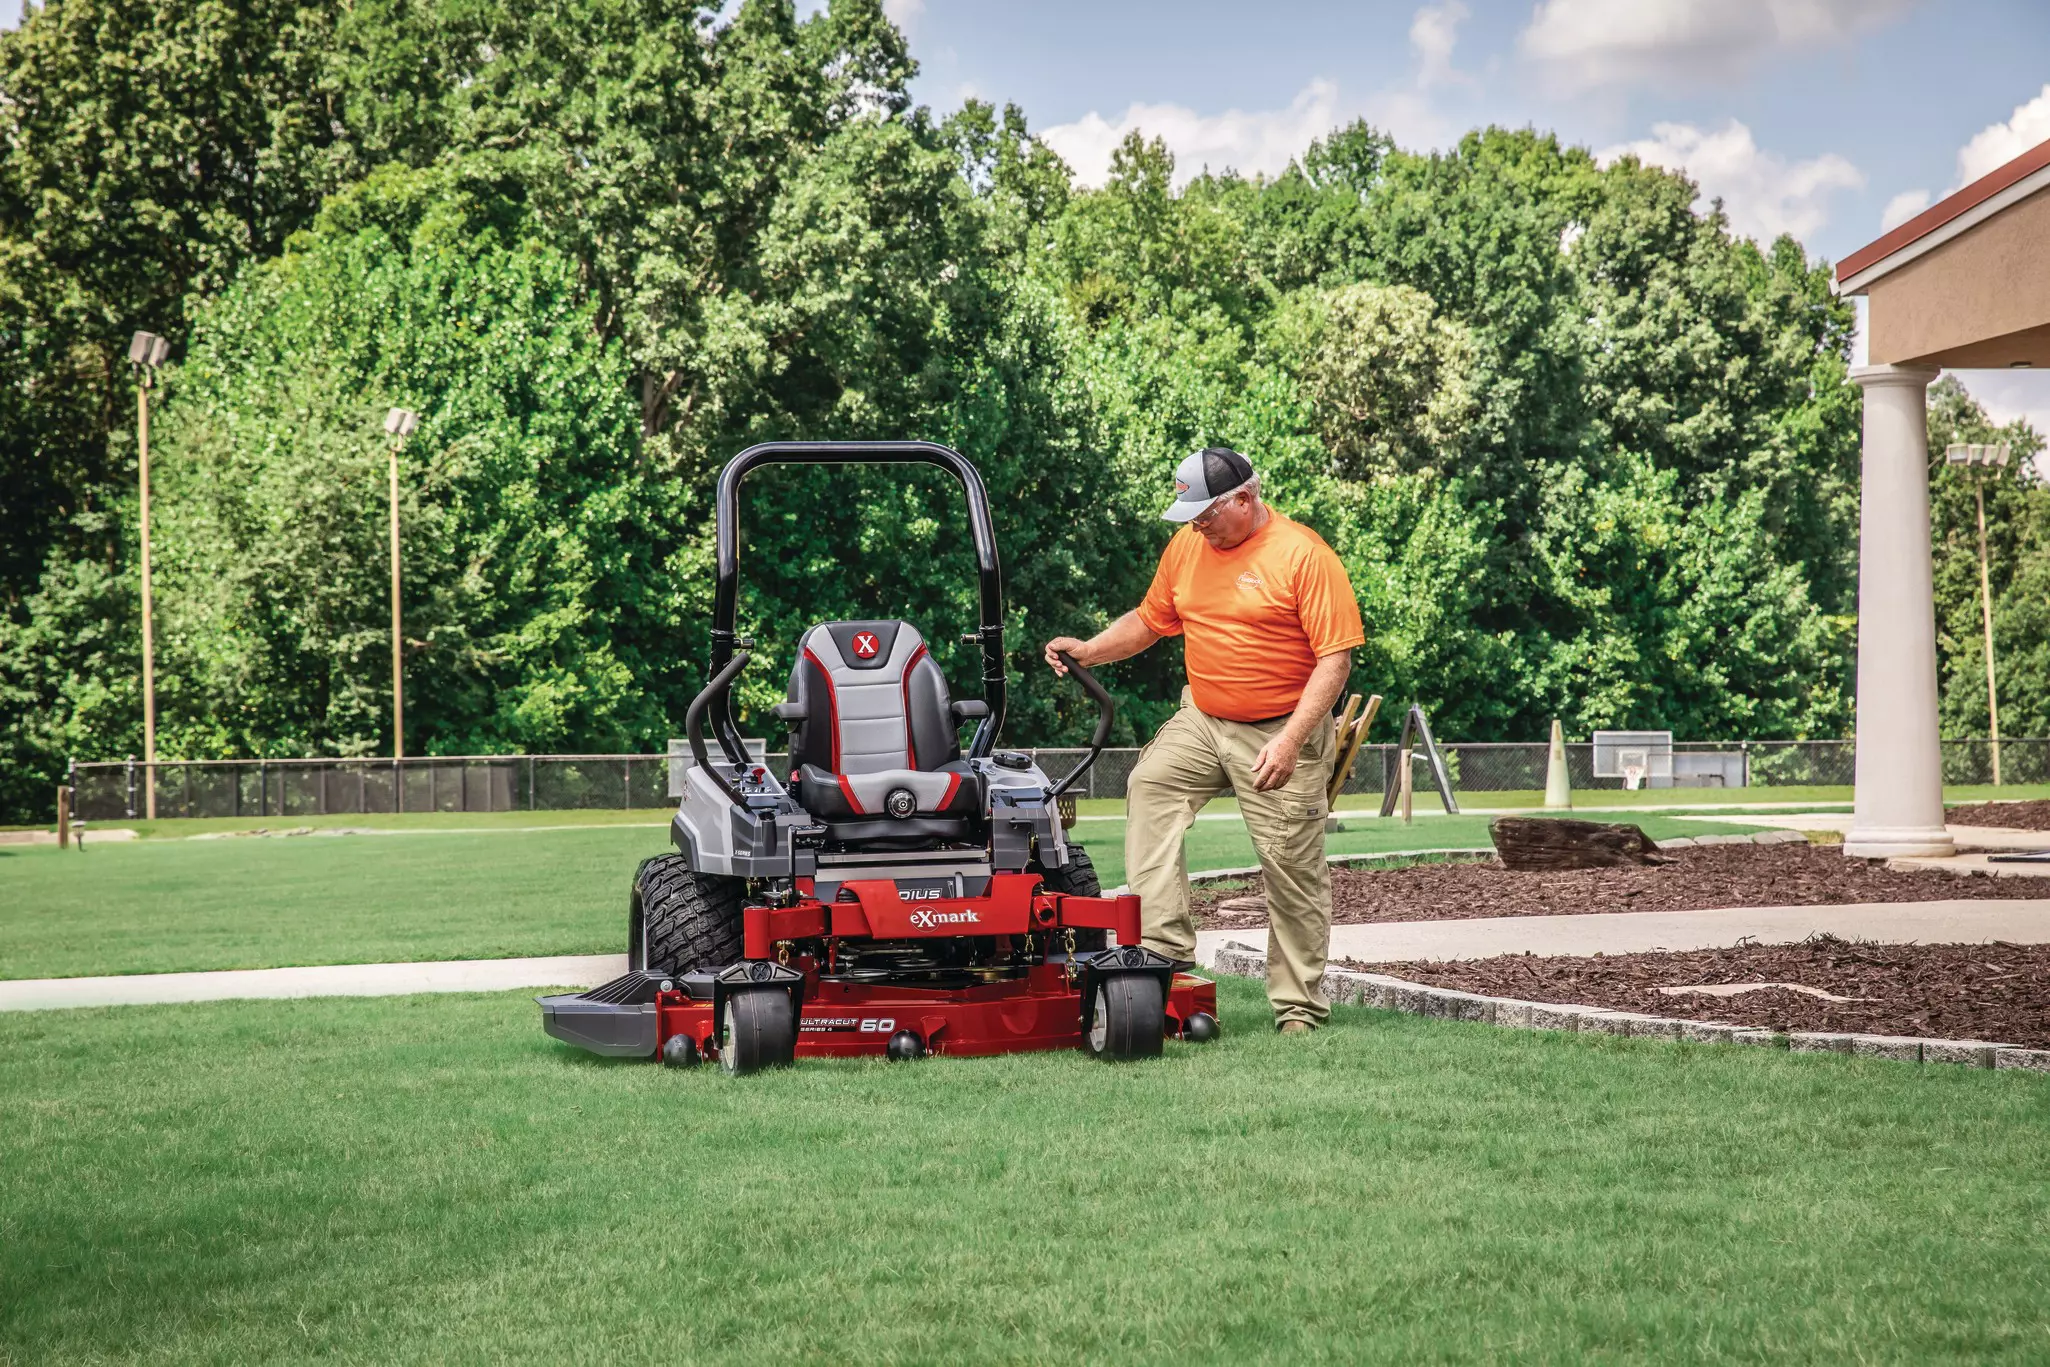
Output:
top-left (908, 908), bottom-right (981, 930)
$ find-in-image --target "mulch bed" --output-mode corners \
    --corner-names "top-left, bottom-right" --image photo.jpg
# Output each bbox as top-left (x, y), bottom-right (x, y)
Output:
top-left (1946, 799), bottom-right (2050, 831)
top-left (1192, 842), bottom-right (2047, 932)
top-left (1341, 937), bottom-right (2050, 1049)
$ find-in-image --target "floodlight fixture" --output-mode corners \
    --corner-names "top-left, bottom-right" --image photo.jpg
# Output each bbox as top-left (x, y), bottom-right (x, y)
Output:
top-left (128, 331), bottom-right (169, 368)
top-left (384, 407), bottom-right (419, 438)
top-left (1945, 442), bottom-right (2012, 468)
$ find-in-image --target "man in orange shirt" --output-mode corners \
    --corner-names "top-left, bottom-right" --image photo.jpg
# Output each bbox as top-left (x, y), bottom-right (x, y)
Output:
top-left (1047, 447), bottom-right (1363, 1032)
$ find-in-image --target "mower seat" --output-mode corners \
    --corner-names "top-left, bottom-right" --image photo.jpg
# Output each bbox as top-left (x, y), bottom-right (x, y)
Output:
top-left (779, 621), bottom-right (983, 837)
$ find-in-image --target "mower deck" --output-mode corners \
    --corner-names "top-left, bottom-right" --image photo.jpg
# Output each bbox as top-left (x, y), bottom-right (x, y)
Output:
top-left (541, 964), bottom-right (1218, 1063)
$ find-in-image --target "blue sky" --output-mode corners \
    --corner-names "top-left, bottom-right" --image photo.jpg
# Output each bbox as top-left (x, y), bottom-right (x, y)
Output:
top-left (891, 0), bottom-right (2050, 428)
top-left (6, 0), bottom-right (2045, 421)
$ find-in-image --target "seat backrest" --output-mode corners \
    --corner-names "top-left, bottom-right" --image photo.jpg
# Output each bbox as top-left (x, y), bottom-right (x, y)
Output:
top-left (785, 621), bottom-right (960, 775)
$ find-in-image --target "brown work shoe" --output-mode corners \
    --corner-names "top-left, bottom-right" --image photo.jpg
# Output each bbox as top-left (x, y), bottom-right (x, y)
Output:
top-left (1278, 1020), bottom-right (1315, 1035)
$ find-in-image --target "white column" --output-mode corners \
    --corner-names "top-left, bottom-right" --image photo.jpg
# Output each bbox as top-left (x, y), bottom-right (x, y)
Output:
top-left (1845, 363), bottom-right (1953, 859)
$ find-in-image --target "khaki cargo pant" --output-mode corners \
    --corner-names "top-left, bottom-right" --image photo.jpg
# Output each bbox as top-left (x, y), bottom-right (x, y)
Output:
top-left (1125, 687), bottom-right (1336, 1027)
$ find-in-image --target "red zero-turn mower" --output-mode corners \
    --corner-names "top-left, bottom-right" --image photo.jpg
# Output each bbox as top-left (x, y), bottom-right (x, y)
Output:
top-left (538, 441), bottom-right (1219, 1074)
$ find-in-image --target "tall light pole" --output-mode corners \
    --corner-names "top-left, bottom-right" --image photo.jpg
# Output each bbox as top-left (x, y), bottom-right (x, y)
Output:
top-left (1945, 441), bottom-right (2011, 787)
top-left (384, 408), bottom-right (419, 761)
top-left (128, 331), bottom-right (170, 819)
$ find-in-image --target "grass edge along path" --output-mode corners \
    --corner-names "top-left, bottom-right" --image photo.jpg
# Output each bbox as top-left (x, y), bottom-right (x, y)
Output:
top-left (4, 814), bottom-right (1751, 982)
top-left (3, 978), bottom-right (2047, 1364)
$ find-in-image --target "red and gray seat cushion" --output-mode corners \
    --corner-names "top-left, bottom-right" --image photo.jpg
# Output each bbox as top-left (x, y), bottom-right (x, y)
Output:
top-left (784, 621), bottom-right (981, 819)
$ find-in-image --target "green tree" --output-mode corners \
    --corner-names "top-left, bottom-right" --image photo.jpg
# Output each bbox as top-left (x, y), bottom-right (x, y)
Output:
top-left (145, 165), bottom-right (656, 759)
top-left (1925, 377), bottom-right (2050, 743)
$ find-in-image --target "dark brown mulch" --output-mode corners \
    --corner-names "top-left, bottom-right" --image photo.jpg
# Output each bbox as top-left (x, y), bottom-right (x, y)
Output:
top-left (1342, 937), bottom-right (2050, 1049)
top-left (1191, 842), bottom-right (2047, 933)
top-left (1945, 799), bottom-right (2050, 831)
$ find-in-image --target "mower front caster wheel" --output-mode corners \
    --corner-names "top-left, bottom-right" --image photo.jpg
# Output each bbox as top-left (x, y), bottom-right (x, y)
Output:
top-left (1086, 975), bottom-right (1165, 1061)
top-left (885, 1030), bottom-right (926, 1062)
top-left (1183, 1011), bottom-right (1220, 1043)
top-left (662, 1034), bottom-right (702, 1068)
top-left (720, 990), bottom-right (796, 1076)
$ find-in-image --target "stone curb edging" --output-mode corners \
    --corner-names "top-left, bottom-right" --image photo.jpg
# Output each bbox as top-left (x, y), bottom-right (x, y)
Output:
top-left (1208, 941), bottom-right (2050, 1073)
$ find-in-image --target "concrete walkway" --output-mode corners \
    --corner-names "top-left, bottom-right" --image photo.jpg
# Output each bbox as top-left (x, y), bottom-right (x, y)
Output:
top-left (11, 896), bottom-right (2050, 1012)
top-left (0, 953), bottom-right (624, 1013)
top-left (1194, 897), bottom-right (2050, 967)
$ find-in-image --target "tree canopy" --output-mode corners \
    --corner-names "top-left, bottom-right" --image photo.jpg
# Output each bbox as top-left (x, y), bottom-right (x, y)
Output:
top-left (0, 0), bottom-right (2041, 821)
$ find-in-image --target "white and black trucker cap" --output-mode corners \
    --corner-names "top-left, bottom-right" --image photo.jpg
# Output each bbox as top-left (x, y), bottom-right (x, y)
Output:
top-left (1162, 446), bottom-right (1255, 522)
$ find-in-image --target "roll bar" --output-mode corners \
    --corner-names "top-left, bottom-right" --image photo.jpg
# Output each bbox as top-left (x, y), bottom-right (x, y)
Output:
top-left (710, 441), bottom-right (1006, 759)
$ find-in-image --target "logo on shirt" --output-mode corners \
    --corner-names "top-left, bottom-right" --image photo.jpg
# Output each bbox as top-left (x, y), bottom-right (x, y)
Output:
top-left (1236, 571), bottom-right (1265, 590)
top-left (852, 631), bottom-right (880, 659)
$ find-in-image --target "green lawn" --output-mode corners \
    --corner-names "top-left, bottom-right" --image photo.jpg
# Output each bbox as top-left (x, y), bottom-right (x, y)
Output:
top-left (2, 979), bottom-right (2046, 1363)
top-left (3, 811), bottom-right (1749, 981)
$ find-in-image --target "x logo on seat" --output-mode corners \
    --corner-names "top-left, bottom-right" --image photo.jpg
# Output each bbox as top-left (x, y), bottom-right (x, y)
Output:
top-left (852, 632), bottom-right (880, 659)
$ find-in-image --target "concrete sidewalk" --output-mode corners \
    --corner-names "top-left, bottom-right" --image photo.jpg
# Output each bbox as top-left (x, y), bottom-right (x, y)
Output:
top-left (1195, 897), bottom-right (2050, 967)
top-left (12, 897), bottom-right (2050, 1013)
top-left (0, 953), bottom-right (625, 1012)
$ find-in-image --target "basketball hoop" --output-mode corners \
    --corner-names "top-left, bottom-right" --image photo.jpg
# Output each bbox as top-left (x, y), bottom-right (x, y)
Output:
top-left (1621, 763), bottom-right (1646, 791)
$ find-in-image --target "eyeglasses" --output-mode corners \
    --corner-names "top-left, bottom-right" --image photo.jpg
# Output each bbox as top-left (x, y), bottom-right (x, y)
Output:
top-left (1191, 492), bottom-right (1242, 528)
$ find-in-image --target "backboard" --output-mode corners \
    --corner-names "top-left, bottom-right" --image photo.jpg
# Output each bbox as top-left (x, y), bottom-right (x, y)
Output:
top-left (1591, 730), bottom-right (1673, 786)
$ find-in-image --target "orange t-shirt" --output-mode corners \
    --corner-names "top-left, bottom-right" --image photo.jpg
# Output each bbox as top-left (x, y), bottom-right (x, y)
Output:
top-left (1136, 512), bottom-right (1365, 722)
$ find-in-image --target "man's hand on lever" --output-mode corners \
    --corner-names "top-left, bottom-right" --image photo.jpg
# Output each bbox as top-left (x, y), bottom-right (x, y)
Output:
top-left (1045, 611), bottom-right (1162, 678)
top-left (1044, 636), bottom-right (1089, 676)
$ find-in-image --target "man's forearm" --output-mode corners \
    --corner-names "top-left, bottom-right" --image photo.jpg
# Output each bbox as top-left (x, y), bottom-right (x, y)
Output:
top-left (1074, 611), bottom-right (1160, 667)
top-left (1280, 651), bottom-right (1351, 747)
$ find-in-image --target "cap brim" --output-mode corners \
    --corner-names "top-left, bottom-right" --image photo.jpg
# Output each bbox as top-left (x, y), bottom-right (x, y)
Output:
top-left (1161, 494), bottom-right (1220, 523)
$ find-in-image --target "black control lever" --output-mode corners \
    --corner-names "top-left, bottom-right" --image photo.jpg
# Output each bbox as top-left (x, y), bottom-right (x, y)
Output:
top-left (1048, 651), bottom-right (1114, 799)
top-left (686, 651), bottom-right (753, 811)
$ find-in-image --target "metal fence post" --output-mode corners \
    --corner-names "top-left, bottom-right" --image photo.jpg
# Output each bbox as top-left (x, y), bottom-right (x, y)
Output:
top-left (125, 755), bottom-right (136, 819)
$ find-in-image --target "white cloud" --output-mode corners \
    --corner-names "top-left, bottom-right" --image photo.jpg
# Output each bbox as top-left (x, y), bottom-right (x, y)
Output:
top-left (1521, 0), bottom-right (1914, 94)
top-left (1880, 188), bottom-right (1932, 231)
top-left (1950, 369), bottom-right (2050, 469)
top-left (1410, 1), bottom-right (1471, 88)
top-left (1041, 4), bottom-right (1464, 189)
top-left (1041, 80), bottom-right (1350, 187)
top-left (1869, 83), bottom-right (2050, 236)
top-left (1597, 119), bottom-right (1863, 244)
top-left (882, 0), bottom-right (923, 30)
top-left (1955, 83), bottom-right (2050, 186)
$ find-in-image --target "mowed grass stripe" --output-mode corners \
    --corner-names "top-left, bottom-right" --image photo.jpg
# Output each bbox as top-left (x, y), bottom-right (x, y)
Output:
top-left (2, 980), bottom-right (2047, 1363)
top-left (3, 813), bottom-right (1753, 981)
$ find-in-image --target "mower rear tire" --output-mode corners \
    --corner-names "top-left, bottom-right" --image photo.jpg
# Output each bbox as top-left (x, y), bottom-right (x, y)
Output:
top-left (1033, 846), bottom-right (1108, 953)
top-left (720, 989), bottom-right (796, 1076)
top-left (635, 855), bottom-right (745, 977)
top-left (1087, 974), bottom-right (1165, 1061)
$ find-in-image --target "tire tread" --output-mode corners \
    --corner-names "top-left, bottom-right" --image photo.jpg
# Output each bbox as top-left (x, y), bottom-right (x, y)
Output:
top-left (636, 854), bottom-right (745, 975)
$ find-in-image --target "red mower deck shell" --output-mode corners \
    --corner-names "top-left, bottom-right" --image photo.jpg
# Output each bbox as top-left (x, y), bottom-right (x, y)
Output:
top-left (666, 963), bottom-right (1218, 1061)
top-left (680, 880), bottom-right (1214, 1060)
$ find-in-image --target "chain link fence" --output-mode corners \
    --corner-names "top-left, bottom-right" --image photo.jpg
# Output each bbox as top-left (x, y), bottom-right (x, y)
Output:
top-left (68, 737), bottom-right (2046, 821)
top-left (68, 755), bottom-right (677, 821)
